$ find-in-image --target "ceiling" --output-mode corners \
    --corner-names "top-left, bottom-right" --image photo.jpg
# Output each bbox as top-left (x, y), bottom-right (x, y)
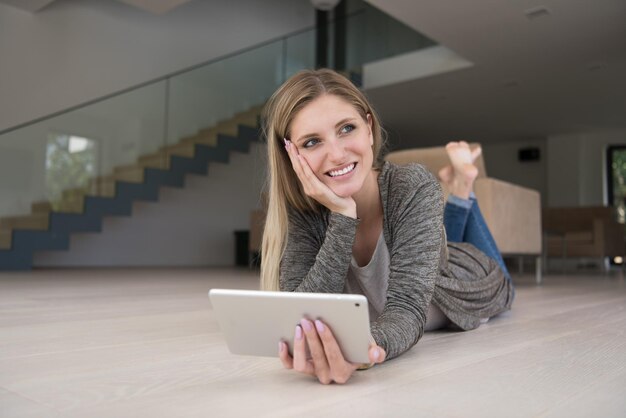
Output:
top-left (364, 0), bottom-right (626, 147)
top-left (0, 0), bottom-right (55, 12)
top-left (2, 0), bottom-right (623, 147)
top-left (0, 0), bottom-right (193, 14)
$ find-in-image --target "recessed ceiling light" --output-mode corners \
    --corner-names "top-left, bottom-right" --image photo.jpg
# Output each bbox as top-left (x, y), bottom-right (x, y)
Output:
top-left (525, 6), bottom-right (551, 20)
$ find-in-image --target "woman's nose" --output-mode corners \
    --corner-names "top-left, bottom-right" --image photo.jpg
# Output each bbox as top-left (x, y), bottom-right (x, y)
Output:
top-left (327, 138), bottom-right (347, 163)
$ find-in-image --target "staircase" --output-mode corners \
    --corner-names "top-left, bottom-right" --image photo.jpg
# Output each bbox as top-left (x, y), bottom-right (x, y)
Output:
top-left (0, 106), bottom-right (263, 271)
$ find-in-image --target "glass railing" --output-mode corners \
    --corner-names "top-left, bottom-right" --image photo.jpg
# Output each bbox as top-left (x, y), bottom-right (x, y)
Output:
top-left (0, 3), bottom-right (433, 228)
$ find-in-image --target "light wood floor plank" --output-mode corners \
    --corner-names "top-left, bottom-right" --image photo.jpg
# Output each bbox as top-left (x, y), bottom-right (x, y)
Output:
top-left (0, 386), bottom-right (59, 417)
top-left (539, 369), bottom-right (626, 418)
top-left (0, 268), bottom-right (624, 417)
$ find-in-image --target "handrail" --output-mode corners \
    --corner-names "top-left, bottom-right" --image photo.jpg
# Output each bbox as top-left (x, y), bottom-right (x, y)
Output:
top-left (0, 2), bottom-right (435, 226)
top-left (0, 9), bottom-right (367, 137)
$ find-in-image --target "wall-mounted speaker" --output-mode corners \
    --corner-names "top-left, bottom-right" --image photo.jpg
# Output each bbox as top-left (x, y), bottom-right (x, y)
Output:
top-left (518, 147), bottom-right (540, 162)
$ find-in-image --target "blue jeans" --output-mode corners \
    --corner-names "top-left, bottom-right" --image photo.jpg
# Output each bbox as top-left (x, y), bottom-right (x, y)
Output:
top-left (444, 194), bottom-right (512, 281)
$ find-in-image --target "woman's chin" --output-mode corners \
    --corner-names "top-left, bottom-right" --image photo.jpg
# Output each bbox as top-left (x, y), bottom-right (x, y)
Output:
top-left (329, 185), bottom-right (359, 198)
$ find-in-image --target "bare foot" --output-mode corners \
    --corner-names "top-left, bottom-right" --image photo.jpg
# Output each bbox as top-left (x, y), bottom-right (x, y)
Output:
top-left (439, 141), bottom-right (481, 199)
top-left (438, 165), bottom-right (453, 184)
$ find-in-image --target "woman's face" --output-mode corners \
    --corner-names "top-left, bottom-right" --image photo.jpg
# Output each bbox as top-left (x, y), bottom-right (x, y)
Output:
top-left (288, 94), bottom-right (374, 198)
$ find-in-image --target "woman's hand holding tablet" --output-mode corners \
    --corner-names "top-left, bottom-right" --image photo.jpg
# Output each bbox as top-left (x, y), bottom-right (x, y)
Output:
top-left (208, 289), bottom-right (385, 383)
top-left (278, 317), bottom-right (385, 384)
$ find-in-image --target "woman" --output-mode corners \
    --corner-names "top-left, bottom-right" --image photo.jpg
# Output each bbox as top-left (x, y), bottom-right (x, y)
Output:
top-left (260, 69), bottom-right (514, 384)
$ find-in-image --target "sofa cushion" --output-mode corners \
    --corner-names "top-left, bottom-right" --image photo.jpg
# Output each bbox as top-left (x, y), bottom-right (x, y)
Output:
top-left (385, 143), bottom-right (487, 178)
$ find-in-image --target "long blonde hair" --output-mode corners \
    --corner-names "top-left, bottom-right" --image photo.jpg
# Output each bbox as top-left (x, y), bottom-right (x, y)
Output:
top-left (260, 69), bottom-right (386, 291)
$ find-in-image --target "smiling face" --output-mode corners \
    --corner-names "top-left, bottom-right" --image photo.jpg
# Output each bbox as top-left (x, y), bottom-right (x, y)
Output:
top-left (289, 94), bottom-right (374, 198)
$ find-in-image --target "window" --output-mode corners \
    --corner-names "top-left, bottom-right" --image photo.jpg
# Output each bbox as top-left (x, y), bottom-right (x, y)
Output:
top-left (606, 145), bottom-right (626, 265)
top-left (607, 146), bottom-right (626, 221)
top-left (45, 134), bottom-right (99, 211)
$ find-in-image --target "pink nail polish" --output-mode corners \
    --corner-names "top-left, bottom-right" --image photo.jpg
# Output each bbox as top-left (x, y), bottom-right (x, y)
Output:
top-left (278, 341), bottom-right (284, 353)
top-left (302, 319), bottom-right (314, 332)
top-left (314, 319), bottom-right (325, 333)
top-left (372, 348), bottom-right (380, 361)
top-left (295, 325), bottom-right (302, 340)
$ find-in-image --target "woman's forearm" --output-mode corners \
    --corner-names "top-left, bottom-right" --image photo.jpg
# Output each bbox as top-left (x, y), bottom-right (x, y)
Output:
top-left (280, 212), bottom-right (359, 293)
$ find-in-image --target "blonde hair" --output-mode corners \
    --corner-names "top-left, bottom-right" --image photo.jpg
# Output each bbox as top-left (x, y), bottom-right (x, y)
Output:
top-left (260, 69), bottom-right (386, 291)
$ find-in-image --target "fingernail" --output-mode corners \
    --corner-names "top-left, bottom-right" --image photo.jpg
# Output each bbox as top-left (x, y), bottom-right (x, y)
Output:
top-left (372, 348), bottom-right (380, 361)
top-left (300, 319), bottom-right (313, 332)
top-left (278, 341), bottom-right (284, 353)
top-left (314, 319), bottom-right (325, 333)
top-left (295, 325), bottom-right (302, 340)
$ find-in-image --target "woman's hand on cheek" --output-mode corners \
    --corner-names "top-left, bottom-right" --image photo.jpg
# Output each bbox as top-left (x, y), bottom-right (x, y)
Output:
top-left (277, 319), bottom-right (386, 385)
top-left (284, 139), bottom-right (357, 219)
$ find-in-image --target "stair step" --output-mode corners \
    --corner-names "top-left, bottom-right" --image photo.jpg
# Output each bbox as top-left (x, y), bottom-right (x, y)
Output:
top-left (31, 201), bottom-right (53, 214)
top-left (216, 134), bottom-right (249, 154)
top-left (159, 142), bottom-right (196, 158)
top-left (57, 197), bottom-right (85, 213)
top-left (114, 181), bottom-right (159, 203)
top-left (232, 109), bottom-right (260, 127)
top-left (237, 124), bottom-right (261, 143)
top-left (113, 164), bottom-right (145, 183)
top-left (183, 129), bottom-right (219, 147)
top-left (84, 195), bottom-right (133, 217)
top-left (11, 229), bottom-right (70, 252)
top-left (181, 107), bottom-right (260, 148)
top-left (62, 187), bottom-right (87, 200)
top-left (32, 197), bottom-right (85, 214)
top-left (49, 212), bottom-right (102, 233)
top-left (0, 247), bottom-right (32, 269)
top-left (0, 213), bottom-right (49, 231)
top-left (0, 229), bottom-right (11, 250)
top-left (186, 121), bottom-right (240, 147)
top-left (143, 168), bottom-right (185, 188)
top-left (137, 152), bottom-right (170, 169)
top-left (86, 176), bottom-right (116, 197)
top-left (216, 120), bottom-right (242, 136)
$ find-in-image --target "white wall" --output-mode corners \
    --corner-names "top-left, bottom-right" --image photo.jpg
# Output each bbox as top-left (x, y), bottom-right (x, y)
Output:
top-left (546, 133), bottom-right (584, 207)
top-left (0, 0), bottom-right (314, 132)
top-left (33, 142), bottom-right (267, 267)
top-left (482, 139), bottom-right (548, 204)
top-left (481, 131), bottom-right (626, 208)
top-left (547, 130), bottom-right (626, 207)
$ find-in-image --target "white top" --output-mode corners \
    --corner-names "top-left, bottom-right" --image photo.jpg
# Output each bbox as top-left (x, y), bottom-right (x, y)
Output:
top-left (344, 232), bottom-right (450, 331)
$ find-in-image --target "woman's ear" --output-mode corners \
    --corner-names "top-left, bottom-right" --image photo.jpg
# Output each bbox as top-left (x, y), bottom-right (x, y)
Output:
top-left (367, 113), bottom-right (373, 146)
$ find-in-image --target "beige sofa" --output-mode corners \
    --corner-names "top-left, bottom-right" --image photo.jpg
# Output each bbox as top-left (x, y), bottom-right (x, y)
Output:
top-left (385, 144), bottom-right (543, 283)
top-left (542, 206), bottom-right (625, 272)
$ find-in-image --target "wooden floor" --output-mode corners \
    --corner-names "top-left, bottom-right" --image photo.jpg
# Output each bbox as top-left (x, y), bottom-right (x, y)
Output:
top-left (1, 268), bottom-right (625, 418)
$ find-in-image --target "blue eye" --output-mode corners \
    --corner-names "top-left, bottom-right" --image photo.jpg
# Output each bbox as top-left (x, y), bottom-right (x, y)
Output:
top-left (303, 138), bottom-right (320, 148)
top-left (340, 124), bottom-right (355, 134)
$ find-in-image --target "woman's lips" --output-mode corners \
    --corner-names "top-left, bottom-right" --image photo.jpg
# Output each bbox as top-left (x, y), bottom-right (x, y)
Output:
top-left (327, 163), bottom-right (356, 178)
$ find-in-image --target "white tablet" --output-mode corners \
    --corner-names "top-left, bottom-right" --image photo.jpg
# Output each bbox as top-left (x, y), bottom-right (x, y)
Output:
top-left (208, 289), bottom-right (372, 363)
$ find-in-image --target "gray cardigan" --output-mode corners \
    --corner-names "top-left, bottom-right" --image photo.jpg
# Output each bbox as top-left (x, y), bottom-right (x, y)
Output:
top-left (280, 162), bottom-right (514, 360)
